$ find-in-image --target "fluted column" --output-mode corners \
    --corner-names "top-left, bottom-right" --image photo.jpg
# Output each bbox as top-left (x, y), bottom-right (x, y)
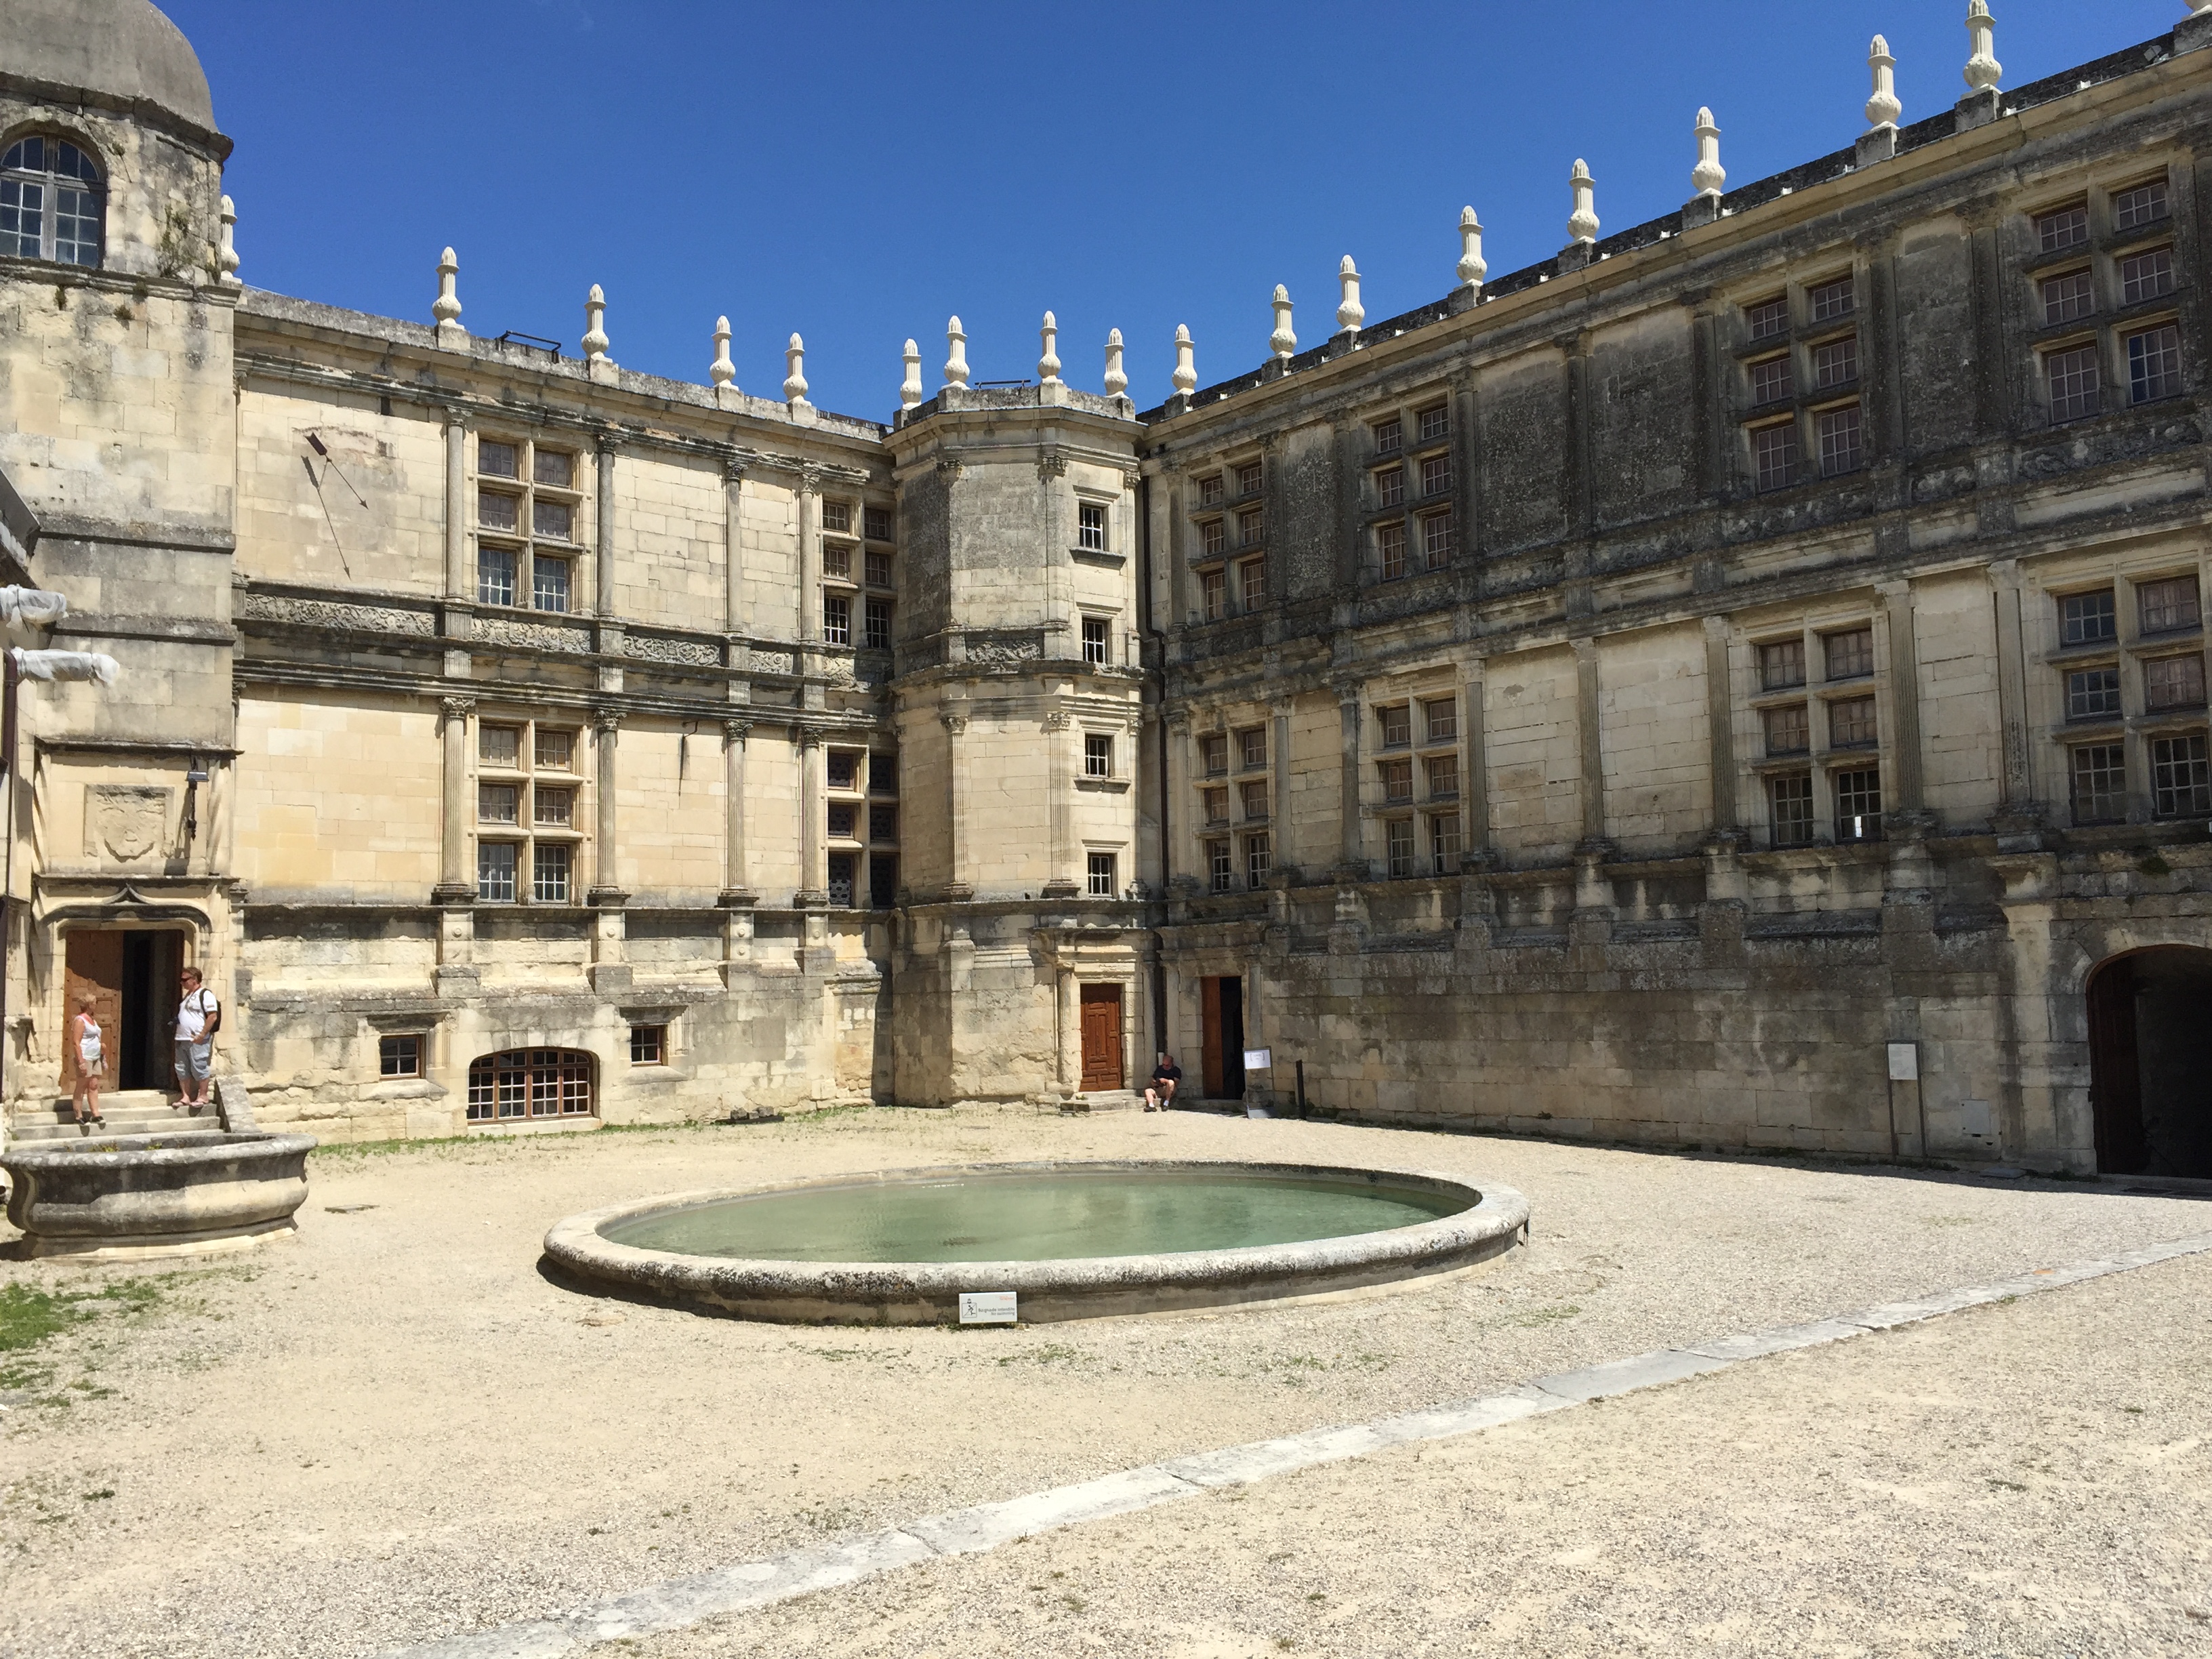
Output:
top-left (594, 435), bottom-right (620, 619)
top-left (943, 712), bottom-right (972, 901)
top-left (1043, 708), bottom-right (1076, 897)
top-left (434, 694), bottom-right (475, 901)
top-left (590, 709), bottom-right (625, 903)
top-left (796, 470), bottom-right (822, 642)
top-left (722, 458), bottom-right (746, 633)
top-left (443, 410), bottom-right (470, 600)
top-left (796, 729), bottom-right (826, 905)
top-left (720, 717), bottom-right (755, 902)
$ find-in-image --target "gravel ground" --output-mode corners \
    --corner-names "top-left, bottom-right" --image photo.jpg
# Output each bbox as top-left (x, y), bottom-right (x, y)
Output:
top-left (615, 1249), bottom-right (2212, 1659)
top-left (1, 1105), bottom-right (2205, 1659)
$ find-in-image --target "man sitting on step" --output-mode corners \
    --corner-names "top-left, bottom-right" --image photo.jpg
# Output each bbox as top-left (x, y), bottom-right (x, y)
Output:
top-left (1143, 1052), bottom-right (1181, 1113)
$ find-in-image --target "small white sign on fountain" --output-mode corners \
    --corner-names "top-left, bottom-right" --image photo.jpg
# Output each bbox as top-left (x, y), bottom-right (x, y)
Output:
top-left (958, 1291), bottom-right (1018, 1326)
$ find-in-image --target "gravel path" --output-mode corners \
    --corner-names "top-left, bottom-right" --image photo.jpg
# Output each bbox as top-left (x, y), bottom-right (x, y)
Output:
top-left (1, 1106), bottom-right (2205, 1658)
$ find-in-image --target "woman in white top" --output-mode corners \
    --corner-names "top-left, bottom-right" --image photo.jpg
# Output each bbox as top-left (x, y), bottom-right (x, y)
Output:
top-left (68, 994), bottom-right (105, 1127)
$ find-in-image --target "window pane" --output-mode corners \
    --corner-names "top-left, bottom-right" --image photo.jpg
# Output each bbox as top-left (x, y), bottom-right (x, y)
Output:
top-left (2114, 178), bottom-right (2169, 232)
top-left (1245, 833), bottom-right (1271, 887)
top-left (532, 448), bottom-right (573, 487)
top-left (1425, 699), bottom-right (1458, 743)
top-left (1201, 735), bottom-right (1227, 775)
top-left (2065, 667), bottom-right (2121, 721)
top-left (822, 544), bottom-right (851, 580)
top-left (476, 841), bottom-right (516, 902)
top-left (478, 491), bottom-right (519, 533)
top-left (1828, 694), bottom-right (1878, 748)
top-left (2145, 654), bottom-right (2206, 712)
top-left (1812, 334), bottom-right (1858, 390)
top-left (1200, 519), bottom-right (1226, 556)
top-left (1084, 734), bottom-right (1113, 777)
top-left (1769, 773), bottom-right (1814, 847)
top-left (2070, 743), bottom-right (2127, 825)
top-left (1380, 706), bottom-right (1411, 747)
top-left (865, 596), bottom-right (893, 650)
top-left (1376, 520), bottom-right (1406, 580)
top-left (1380, 759), bottom-right (1413, 802)
top-left (1240, 558), bottom-right (1266, 607)
top-left (478, 724), bottom-right (520, 766)
top-left (478, 782), bottom-right (518, 823)
top-left (1237, 508), bottom-right (1263, 547)
top-left (477, 548), bottom-right (516, 607)
top-left (532, 842), bottom-right (570, 903)
top-left (629, 1025), bottom-right (664, 1065)
top-left (827, 802), bottom-right (857, 839)
top-left (865, 549), bottom-right (893, 587)
top-left (1208, 839), bottom-right (1232, 892)
top-left (1808, 276), bottom-right (1855, 323)
top-left (869, 752), bottom-right (898, 794)
top-left (2152, 733), bottom-right (2211, 817)
top-left (1746, 295), bottom-right (1788, 341)
top-left (869, 803), bottom-right (897, 841)
top-left (1373, 419), bottom-right (1401, 455)
top-left (2040, 269), bottom-right (2094, 328)
top-left (2139, 576), bottom-right (2200, 634)
top-left (1078, 502), bottom-right (1107, 550)
top-left (1817, 405), bottom-right (1862, 476)
top-left (1386, 819), bottom-right (1415, 878)
top-left (2121, 247), bottom-right (2175, 306)
top-left (1241, 779), bottom-right (1269, 821)
top-left (2128, 325), bottom-right (2182, 405)
top-left (1418, 405), bottom-right (1450, 443)
top-left (1835, 766), bottom-right (1883, 841)
top-left (1824, 627), bottom-right (1874, 680)
top-left (1762, 703), bottom-right (1809, 756)
top-left (2036, 203), bottom-right (2089, 253)
top-left (532, 556), bottom-right (570, 613)
top-left (869, 852), bottom-right (899, 907)
top-left (535, 727), bottom-right (573, 770)
top-left (1758, 638), bottom-right (1806, 691)
top-left (864, 506), bottom-right (893, 542)
top-left (1429, 811), bottom-right (1460, 874)
top-left (1750, 356), bottom-right (1792, 405)
top-left (1425, 754), bottom-right (1460, 799)
top-left (824, 594), bottom-right (851, 645)
top-left (478, 441), bottom-right (518, 478)
top-left (2047, 344), bottom-right (2100, 422)
top-left (1235, 462), bottom-right (1263, 497)
top-left (1087, 852), bottom-right (1117, 897)
top-left (2060, 590), bottom-right (2116, 646)
top-left (534, 786), bottom-right (573, 826)
top-left (820, 499), bottom-right (853, 534)
top-left (1375, 465), bottom-right (1404, 508)
top-left (1197, 474), bottom-right (1223, 507)
top-left (1240, 727), bottom-right (1267, 769)
top-left (1420, 455), bottom-right (1452, 497)
top-left (532, 499), bottom-right (572, 541)
top-left (1754, 422), bottom-right (1799, 491)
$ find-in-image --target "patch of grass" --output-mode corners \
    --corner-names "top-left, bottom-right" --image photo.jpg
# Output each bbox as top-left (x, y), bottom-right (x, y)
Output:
top-left (0, 1284), bottom-right (88, 1355)
top-left (0, 1274), bottom-right (182, 1404)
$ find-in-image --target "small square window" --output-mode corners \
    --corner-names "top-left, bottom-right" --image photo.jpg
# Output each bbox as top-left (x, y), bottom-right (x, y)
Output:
top-left (1835, 766), bottom-right (1883, 842)
top-left (1240, 727), bottom-right (1267, 771)
top-left (1245, 832), bottom-right (1271, 888)
top-left (1763, 703), bottom-right (1809, 756)
top-left (2114, 178), bottom-right (2169, 232)
top-left (2070, 743), bottom-right (2127, 825)
top-left (1750, 355), bottom-right (1792, 405)
top-left (1082, 617), bottom-right (1109, 665)
top-left (478, 782), bottom-right (519, 824)
top-left (532, 449), bottom-right (573, 488)
top-left (822, 545), bottom-right (852, 581)
top-left (2047, 343), bottom-right (2102, 422)
top-left (1769, 773), bottom-right (1814, 847)
top-left (2060, 590), bottom-right (2117, 647)
top-left (827, 802), bottom-right (857, 839)
top-left (2041, 269), bottom-right (2094, 328)
top-left (1753, 422), bottom-right (1799, 491)
top-left (534, 785), bottom-right (573, 827)
top-left (1429, 811), bottom-right (1460, 874)
top-left (1200, 518), bottom-right (1227, 557)
top-left (1378, 705), bottom-right (1412, 749)
top-left (1824, 627), bottom-right (1874, 680)
top-left (1758, 638), bottom-right (1807, 691)
top-left (827, 750), bottom-right (859, 790)
top-left (1418, 405), bottom-right (1450, 444)
top-left (1817, 405), bottom-right (1862, 477)
top-left (1807, 276), bottom-right (1855, 323)
top-left (379, 1034), bottom-right (422, 1078)
top-left (478, 547), bottom-right (517, 607)
top-left (2065, 666), bottom-right (2121, 722)
top-left (1201, 568), bottom-right (1226, 623)
top-left (1828, 694), bottom-right (1878, 749)
top-left (2127, 324), bottom-right (2183, 405)
top-left (1375, 465), bottom-right (1405, 508)
top-left (865, 549), bottom-right (893, 588)
top-left (477, 841), bottom-right (517, 903)
top-left (1372, 417), bottom-right (1401, 455)
top-left (869, 752), bottom-right (898, 794)
top-left (1386, 818), bottom-right (1416, 878)
top-left (2152, 732), bottom-right (2211, 817)
top-left (532, 499), bottom-right (572, 541)
top-left (1197, 474), bottom-right (1224, 508)
top-left (1425, 754), bottom-right (1460, 800)
top-left (1425, 699), bottom-right (1458, 744)
top-left (1201, 735), bottom-right (1227, 776)
top-left (629, 1024), bottom-right (665, 1065)
top-left (1235, 461), bottom-right (1263, 497)
top-left (864, 596), bottom-right (893, 650)
top-left (1240, 779), bottom-right (1269, 821)
top-left (2140, 576), bottom-right (2201, 635)
top-left (1376, 521), bottom-right (1408, 581)
top-left (1380, 758), bottom-right (1414, 803)
top-left (864, 506), bottom-right (893, 542)
top-left (478, 441), bottom-right (518, 479)
top-left (1078, 501), bottom-right (1107, 551)
top-left (478, 491), bottom-right (520, 534)
top-left (2145, 653), bottom-right (2206, 713)
top-left (821, 499), bottom-right (853, 535)
top-left (1084, 733), bottom-right (1113, 778)
top-left (1240, 558), bottom-right (1266, 608)
top-left (824, 594), bottom-right (851, 647)
top-left (869, 802), bottom-right (898, 842)
top-left (1812, 335), bottom-right (1858, 391)
top-left (2036, 202), bottom-right (2089, 254)
top-left (532, 554), bottom-right (570, 613)
top-left (535, 728), bottom-right (574, 771)
top-left (1746, 295), bottom-right (1789, 341)
top-left (1419, 455), bottom-right (1452, 497)
top-left (533, 842), bottom-right (571, 903)
top-left (479, 724), bottom-right (521, 767)
top-left (1087, 851), bottom-right (1118, 897)
top-left (1208, 838), bottom-right (1233, 893)
top-left (2121, 247), bottom-right (2174, 307)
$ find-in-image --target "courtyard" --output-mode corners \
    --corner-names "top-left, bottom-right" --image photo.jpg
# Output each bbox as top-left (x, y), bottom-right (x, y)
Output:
top-left (3, 1106), bottom-right (2208, 1657)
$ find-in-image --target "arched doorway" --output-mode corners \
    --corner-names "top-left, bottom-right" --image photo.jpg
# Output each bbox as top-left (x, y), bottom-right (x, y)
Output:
top-left (2086, 947), bottom-right (2212, 1177)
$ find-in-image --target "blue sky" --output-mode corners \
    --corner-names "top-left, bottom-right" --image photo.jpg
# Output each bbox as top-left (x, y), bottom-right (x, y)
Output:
top-left (167, 1), bottom-right (2178, 422)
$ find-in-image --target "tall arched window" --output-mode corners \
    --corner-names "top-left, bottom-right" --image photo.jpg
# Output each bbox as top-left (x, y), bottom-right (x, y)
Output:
top-left (1, 135), bottom-right (104, 268)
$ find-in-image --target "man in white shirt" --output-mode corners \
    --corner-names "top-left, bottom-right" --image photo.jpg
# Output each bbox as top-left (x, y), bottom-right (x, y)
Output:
top-left (174, 966), bottom-right (220, 1113)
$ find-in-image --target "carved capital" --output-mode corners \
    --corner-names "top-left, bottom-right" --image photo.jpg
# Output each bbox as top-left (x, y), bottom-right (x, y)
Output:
top-left (440, 695), bottom-right (476, 722)
top-left (443, 405), bottom-right (470, 433)
top-left (795, 726), bottom-right (821, 750)
top-left (1042, 709), bottom-right (1072, 732)
top-left (935, 456), bottom-right (965, 483)
top-left (941, 713), bottom-right (968, 736)
top-left (1036, 449), bottom-right (1067, 483)
top-left (722, 453), bottom-right (747, 485)
top-left (797, 465), bottom-right (823, 498)
top-left (594, 430), bottom-right (623, 457)
top-left (594, 708), bottom-right (623, 733)
top-left (1122, 468), bottom-right (1143, 492)
top-left (723, 718), bottom-right (753, 743)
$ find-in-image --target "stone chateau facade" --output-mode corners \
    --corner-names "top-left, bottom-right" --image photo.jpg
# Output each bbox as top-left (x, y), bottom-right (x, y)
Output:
top-left (5, 0), bottom-right (2212, 1176)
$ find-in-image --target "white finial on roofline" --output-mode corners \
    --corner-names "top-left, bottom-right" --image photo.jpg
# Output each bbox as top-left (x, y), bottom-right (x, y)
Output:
top-left (1568, 159), bottom-right (1599, 246)
top-left (1103, 329), bottom-right (1128, 397)
top-left (944, 316), bottom-right (969, 388)
top-left (1456, 208), bottom-right (1486, 294)
top-left (900, 339), bottom-right (923, 411)
top-left (1336, 256), bottom-right (1364, 334)
top-left (710, 316), bottom-right (735, 390)
top-left (1171, 324), bottom-right (1196, 396)
top-left (1964, 1), bottom-right (2001, 93)
top-left (1692, 109), bottom-right (1725, 200)
top-left (1038, 311), bottom-right (1062, 386)
top-left (1866, 36), bottom-right (1902, 129)
top-left (582, 285), bottom-right (610, 363)
top-left (1269, 286), bottom-right (1296, 361)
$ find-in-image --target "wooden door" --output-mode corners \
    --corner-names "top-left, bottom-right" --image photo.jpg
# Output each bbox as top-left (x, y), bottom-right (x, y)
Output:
top-left (62, 929), bottom-right (124, 1087)
top-left (1200, 977), bottom-right (1225, 1098)
top-left (1079, 984), bottom-right (1124, 1091)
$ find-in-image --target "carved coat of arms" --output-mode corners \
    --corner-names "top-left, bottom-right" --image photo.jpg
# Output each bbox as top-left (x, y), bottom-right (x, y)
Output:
top-left (85, 785), bottom-right (170, 863)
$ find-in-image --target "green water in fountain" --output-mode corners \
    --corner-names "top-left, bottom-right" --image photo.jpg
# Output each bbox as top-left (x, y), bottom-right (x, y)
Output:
top-left (601, 1168), bottom-right (1471, 1263)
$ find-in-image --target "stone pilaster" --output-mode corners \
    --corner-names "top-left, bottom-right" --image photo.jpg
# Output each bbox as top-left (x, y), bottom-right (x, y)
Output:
top-left (796, 468), bottom-right (822, 643)
top-left (1877, 579), bottom-right (1925, 818)
top-left (588, 708), bottom-right (626, 905)
top-left (1574, 634), bottom-right (1605, 842)
top-left (433, 694), bottom-right (475, 903)
top-left (720, 717), bottom-right (756, 904)
top-left (443, 409), bottom-right (470, 601)
top-left (941, 712), bottom-right (970, 901)
top-left (795, 728), bottom-right (826, 906)
top-left (1042, 707), bottom-right (1077, 897)
top-left (1334, 679), bottom-right (1366, 879)
top-left (1701, 615), bottom-right (1737, 831)
top-left (594, 434), bottom-right (621, 619)
top-left (722, 457), bottom-right (746, 633)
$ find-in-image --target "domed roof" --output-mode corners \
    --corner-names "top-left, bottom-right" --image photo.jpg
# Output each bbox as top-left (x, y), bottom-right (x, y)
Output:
top-left (1, 0), bottom-right (216, 137)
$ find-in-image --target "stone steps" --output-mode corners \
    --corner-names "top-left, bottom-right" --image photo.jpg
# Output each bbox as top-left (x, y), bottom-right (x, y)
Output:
top-left (8, 1092), bottom-right (215, 1145)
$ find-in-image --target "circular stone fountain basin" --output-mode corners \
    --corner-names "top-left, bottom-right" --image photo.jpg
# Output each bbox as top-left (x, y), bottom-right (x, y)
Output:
top-left (2, 1130), bottom-right (316, 1260)
top-left (544, 1160), bottom-right (1529, 1324)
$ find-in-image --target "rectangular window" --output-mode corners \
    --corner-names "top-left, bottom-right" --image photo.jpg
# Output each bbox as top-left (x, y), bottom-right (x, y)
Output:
top-left (865, 549), bottom-right (893, 588)
top-left (1240, 779), bottom-right (1269, 821)
top-left (532, 554), bottom-right (570, 613)
top-left (1202, 734), bottom-right (1228, 776)
top-left (1201, 568), bottom-right (1226, 621)
top-left (478, 491), bottom-right (520, 533)
top-left (1082, 617), bottom-right (1109, 665)
top-left (478, 441), bottom-right (518, 478)
top-left (1380, 758), bottom-right (1414, 803)
top-left (1235, 461), bottom-right (1263, 497)
top-left (820, 500), bottom-right (852, 535)
top-left (827, 750), bottom-right (859, 790)
top-left (478, 782), bottom-right (519, 824)
top-left (821, 545), bottom-right (852, 581)
top-left (1808, 276), bottom-right (1856, 323)
top-left (1376, 520), bottom-right (1408, 581)
top-left (1425, 754), bottom-right (1460, 799)
top-left (1762, 703), bottom-right (1810, 756)
top-left (477, 547), bottom-right (517, 607)
top-left (1084, 733), bottom-right (1113, 778)
top-left (628, 1024), bottom-right (665, 1065)
top-left (869, 752), bottom-right (898, 794)
top-left (1208, 839), bottom-right (1233, 893)
top-left (2152, 733), bottom-right (2211, 817)
top-left (1824, 627), bottom-right (1874, 680)
top-left (1418, 405), bottom-right (1450, 444)
top-left (1835, 766), bottom-right (1883, 842)
top-left (1375, 465), bottom-right (1405, 508)
top-left (1750, 355), bottom-right (1792, 405)
top-left (1758, 638), bottom-right (1807, 691)
top-left (535, 728), bottom-right (573, 770)
top-left (378, 1034), bottom-right (423, 1078)
top-left (1813, 335), bottom-right (1859, 390)
top-left (1421, 512), bottom-right (1455, 569)
top-left (1078, 502), bottom-right (1107, 551)
top-left (1200, 518), bottom-right (1226, 556)
top-left (1197, 474), bottom-right (1224, 508)
top-left (1429, 811), bottom-right (1461, 875)
top-left (2128, 324), bottom-right (2183, 405)
top-left (2140, 576), bottom-right (2201, 635)
top-left (1373, 418), bottom-right (1401, 455)
top-left (1769, 773), bottom-right (1815, 848)
top-left (1817, 405), bottom-right (1862, 476)
top-left (531, 499), bottom-right (572, 541)
top-left (2114, 178), bottom-right (2169, 232)
top-left (869, 802), bottom-right (898, 842)
top-left (1419, 454), bottom-right (1452, 497)
top-left (1828, 694), bottom-right (1878, 749)
top-left (1424, 698), bottom-right (1458, 744)
top-left (532, 842), bottom-right (570, 903)
top-left (869, 852), bottom-right (899, 908)
top-left (1202, 787), bottom-right (1227, 826)
top-left (2070, 743), bottom-right (2127, 825)
top-left (1754, 422), bottom-right (1799, 491)
top-left (1240, 726), bottom-right (1267, 771)
top-left (2066, 666), bottom-right (2121, 722)
top-left (534, 785), bottom-right (573, 827)
top-left (864, 596), bottom-right (893, 650)
top-left (1245, 833), bottom-right (1271, 888)
top-left (533, 449), bottom-right (573, 488)
top-left (826, 852), bottom-right (856, 907)
top-left (864, 506), bottom-right (893, 542)
top-left (2047, 342), bottom-right (2102, 422)
top-left (1086, 851), bottom-right (1117, 897)
top-left (1379, 705), bottom-right (1412, 748)
top-left (1240, 558), bottom-right (1267, 609)
top-left (2036, 202), bottom-right (2089, 253)
top-left (1386, 818), bottom-right (1416, 878)
top-left (827, 802), bottom-right (858, 840)
top-left (2146, 654), bottom-right (2207, 712)
top-left (2061, 589), bottom-right (2118, 647)
top-left (479, 724), bottom-right (520, 767)
top-left (823, 594), bottom-right (851, 646)
top-left (2041, 269), bottom-right (2094, 327)
top-left (477, 840), bottom-right (517, 903)
top-left (2121, 247), bottom-right (2175, 307)
top-left (1237, 507), bottom-right (1263, 548)
top-left (1746, 295), bottom-right (1789, 341)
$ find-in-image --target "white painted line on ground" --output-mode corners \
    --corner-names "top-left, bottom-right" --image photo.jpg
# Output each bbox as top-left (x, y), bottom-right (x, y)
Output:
top-left (384, 1228), bottom-right (2212, 1659)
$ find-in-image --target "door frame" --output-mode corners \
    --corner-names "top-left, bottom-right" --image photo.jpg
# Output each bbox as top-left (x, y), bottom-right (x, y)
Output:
top-left (1078, 982), bottom-right (1124, 1091)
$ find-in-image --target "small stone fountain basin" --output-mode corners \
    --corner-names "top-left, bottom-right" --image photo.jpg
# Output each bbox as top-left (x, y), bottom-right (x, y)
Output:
top-left (2, 1130), bottom-right (316, 1259)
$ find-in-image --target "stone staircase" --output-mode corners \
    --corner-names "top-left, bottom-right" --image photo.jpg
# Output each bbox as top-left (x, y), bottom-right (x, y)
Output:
top-left (1045, 1088), bottom-right (1147, 1114)
top-left (7, 1089), bottom-right (216, 1145)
